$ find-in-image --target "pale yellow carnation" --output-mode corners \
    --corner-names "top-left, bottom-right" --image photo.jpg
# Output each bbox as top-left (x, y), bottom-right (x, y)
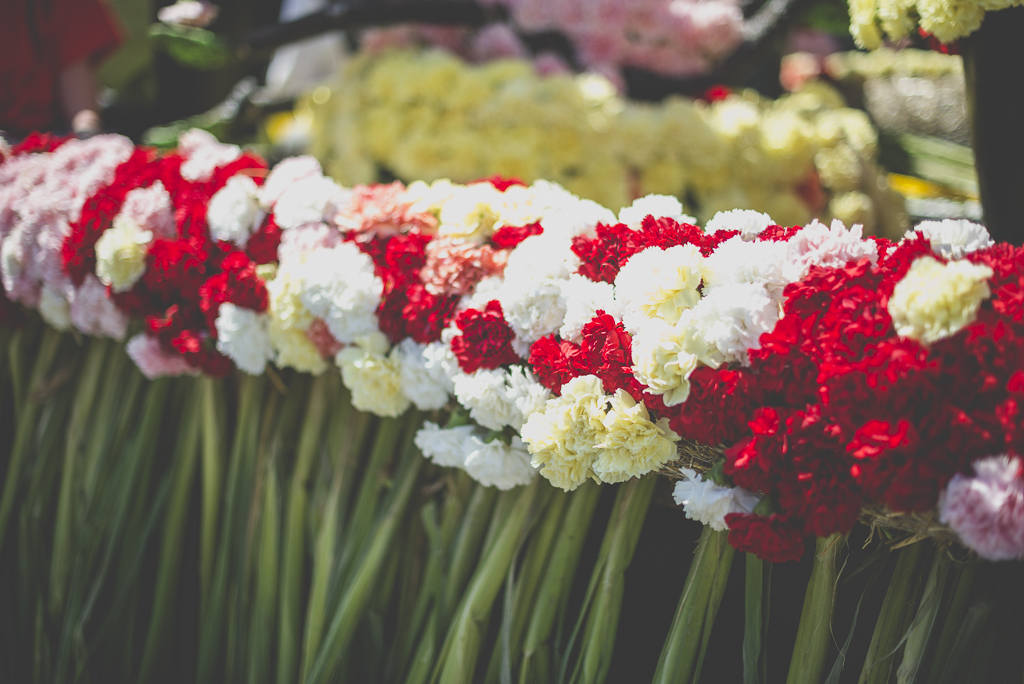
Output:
top-left (437, 183), bottom-right (505, 241)
top-left (631, 312), bottom-right (715, 407)
top-left (336, 342), bottom-right (410, 418)
top-left (888, 256), bottom-right (992, 344)
top-left (916, 0), bottom-right (985, 45)
top-left (592, 391), bottom-right (679, 483)
top-left (266, 267), bottom-right (327, 374)
top-left (520, 375), bottom-right (608, 491)
top-left (94, 215), bottom-right (152, 293)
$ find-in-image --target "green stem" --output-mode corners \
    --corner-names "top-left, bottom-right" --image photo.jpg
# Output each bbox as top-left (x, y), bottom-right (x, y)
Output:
top-left (786, 534), bottom-right (845, 684)
top-left (570, 475), bottom-right (657, 684)
top-left (305, 427), bottom-right (424, 684)
top-left (199, 376), bottom-right (224, 616)
top-left (743, 553), bottom-right (771, 684)
top-left (897, 550), bottom-right (950, 684)
top-left (49, 337), bottom-right (110, 615)
top-left (0, 326), bottom-right (63, 556)
top-left (277, 374), bottom-right (331, 684)
top-left (432, 479), bottom-right (542, 684)
top-left (249, 456), bottom-right (282, 683)
top-left (440, 484), bottom-right (499, 629)
top-left (926, 562), bottom-right (977, 684)
top-left (484, 489), bottom-right (570, 684)
top-left (137, 380), bottom-right (203, 682)
top-left (652, 526), bottom-right (736, 684)
top-left (858, 541), bottom-right (930, 684)
top-left (197, 373), bottom-right (267, 684)
top-left (520, 480), bottom-right (601, 684)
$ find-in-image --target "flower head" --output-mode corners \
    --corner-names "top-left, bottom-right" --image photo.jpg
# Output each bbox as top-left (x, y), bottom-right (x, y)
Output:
top-left (888, 255), bottom-right (992, 344)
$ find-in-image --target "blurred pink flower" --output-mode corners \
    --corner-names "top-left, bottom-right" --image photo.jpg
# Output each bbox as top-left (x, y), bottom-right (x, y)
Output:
top-left (941, 455), bottom-right (1024, 561)
top-left (333, 182), bottom-right (437, 239)
top-left (420, 237), bottom-right (509, 296)
top-left (126, 333), bottom-right (201, 379)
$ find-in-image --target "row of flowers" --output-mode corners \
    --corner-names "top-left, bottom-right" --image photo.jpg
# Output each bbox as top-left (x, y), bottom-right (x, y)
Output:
top-left (1, 130), bottom-right (1020, 565)
top-left (849, 0), bottom-right (1024, 47)
top-left (305, 48), bottom-right (900, 235)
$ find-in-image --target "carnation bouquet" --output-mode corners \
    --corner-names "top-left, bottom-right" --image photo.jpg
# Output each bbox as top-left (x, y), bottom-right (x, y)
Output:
top-left (0, 130), bottom-right (1022, 683)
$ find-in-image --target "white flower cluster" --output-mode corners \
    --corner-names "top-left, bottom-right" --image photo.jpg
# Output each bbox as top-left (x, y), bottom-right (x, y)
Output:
top-left (672, 468), bottom-right (760, 531)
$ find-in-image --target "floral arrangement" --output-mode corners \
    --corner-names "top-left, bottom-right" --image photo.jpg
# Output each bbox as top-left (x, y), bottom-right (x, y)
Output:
top-left (360, 0), bottom-right (744, 82)
top-left (305, 48), bottom-right (904, 236)
top-left (2, 130), bottom-right (1022, 569)
top-left (849, 0), bottom-right (1024, 47)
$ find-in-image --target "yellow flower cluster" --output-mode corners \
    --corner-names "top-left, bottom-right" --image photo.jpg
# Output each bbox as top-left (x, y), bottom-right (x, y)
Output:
top-left (850, 0), bottom-right (1022, 47)
top-left (305, 49), bottom-right (889, 228)
top-left (887, 255), bottom-right (992, 344)
top-left (826, 48), bottom-right (963, 81)
top-left (520, 375), bottom-right (678, 491)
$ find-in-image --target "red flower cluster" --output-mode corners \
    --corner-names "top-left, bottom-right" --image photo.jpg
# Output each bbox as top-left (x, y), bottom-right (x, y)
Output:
top-left (491, 222), bottom-right (544, 250)
top-left (60, 143), bottom-right (270, 376)
top-left (571, 215), bottom-right (736, 284)
top-left (10, 132), bottom-right (73, 157)
top-left (450, 300), bottom-right (521, 373)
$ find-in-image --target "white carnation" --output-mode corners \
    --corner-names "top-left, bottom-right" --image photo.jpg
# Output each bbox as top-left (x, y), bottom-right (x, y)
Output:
top-left (703, 236), bottom-right (791, 301)
top-left (559, 274), bottom-right (618, 343)
top-left (39, 285), bottom-right (71, 331)
top-left (414, 422), bottom-right (477, 469)
top-left (910, 219), bottom-right (993, 259)
top-left (177, 129), bottom-right (241, 182)
top-left (464, 436), bottom-right (537, 490)
top-left (784, 219), bottom-right (877, 281)
top-left (69, 274), bottom-right (129, 340)
top-left (615, 244), bottom-right (705, 331)
top-left (539, 197), bottom-right (616, 240)
top-left (506, 365), bottom-right (553, 430)
top-left (215, 303), bottom-right (274, 375)
top-left (672, 468), bottom-right (761, 531)
top-left (258, 155), bottom-right (322, 209)
top-left (208, 175), bottom-right (262, 247)
top-left (618, 194), bottom-right (695, 229)
top-left (337, 343), bottom-right (410, 418)
top-left (274, 175), bottom-right (347, 229)
top-left (704, 209), bottom-right (775, 240)
top-left (691, 283), bottom-right (780, 364)
top-left (498, 277), bottom-right (566, 353)
top-left (423, 339), bottom-right (460, 392)
top-left (299, 243), bottom-right (382, 344)
top-left (94, 214), bottom-right (152, 292)
top-left (394, 338), bottom-right (451, 410)
top-left (452, 368), bottom-right (518, 431)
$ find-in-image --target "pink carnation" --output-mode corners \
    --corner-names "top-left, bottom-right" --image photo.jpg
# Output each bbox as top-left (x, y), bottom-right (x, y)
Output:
top-left (126, 333), bottom-right (201, 380)
top-left (277, 222), bottom-right (343, 263)
top-left (333, 182), bottom-right (437, 238)
top-left (420, 238), bottom-right (509, 296)
top-left (470, 24), bottom-right (529, 62)
top-left (70, 274), bottom-right (129, 340)
top-left (118, 182), bottom-right (177, 239)
top-left (940, 455), bottom-right (1024, 561)
top-left (305, 318), bottom-right (344, 358)
top-left (177, 129), bottom-right (240, 182)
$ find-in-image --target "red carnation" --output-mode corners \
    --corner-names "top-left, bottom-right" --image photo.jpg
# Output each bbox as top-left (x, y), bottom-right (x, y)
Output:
top-left (491, 222), bottom-right (544, 250)
top-left (246, 214), bottom-right (283, 265)
top-left (450, 300), bottom-right (521, 373)
top-left (476, 176), bottom-right (526, 192)
top-left (579, 312), bottom-right (645, 398)
top-left (725, 513), bottom-right (806, 563)
top-left (11, 132), bottom-right (72, 156)
top-left (402, 284), bottom-right (460, 344)
top-left (528, 335), bottom-right (591, 393)
top-left (198, 251), bottom-right (269, 335)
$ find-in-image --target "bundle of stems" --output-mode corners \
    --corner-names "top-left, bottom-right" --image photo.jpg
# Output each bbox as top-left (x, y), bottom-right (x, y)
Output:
top-left (2, 320), bottom-right (1023, 684)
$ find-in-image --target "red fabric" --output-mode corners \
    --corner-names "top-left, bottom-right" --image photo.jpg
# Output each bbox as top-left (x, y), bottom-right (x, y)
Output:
top-left (0, 0), bottom-right (122, 134)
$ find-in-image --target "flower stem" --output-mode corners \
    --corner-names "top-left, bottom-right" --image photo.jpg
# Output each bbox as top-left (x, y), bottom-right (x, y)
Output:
top-left (651, 526), bottom-right (736, 684)
top-left (743, 552), bottom-right (771, 684)
top-left (858, 540), bottom-right (930, 684)
top-left (786, 533), bottom-right (845, 684)
top-left (277, 373), bottom-right (331, 684)
top-left (0, 325), bottom-right (64, 556)
top-left (49, 337), bottom-right (110, 615)
top-left (137, 378), bottom-right (203, 682)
